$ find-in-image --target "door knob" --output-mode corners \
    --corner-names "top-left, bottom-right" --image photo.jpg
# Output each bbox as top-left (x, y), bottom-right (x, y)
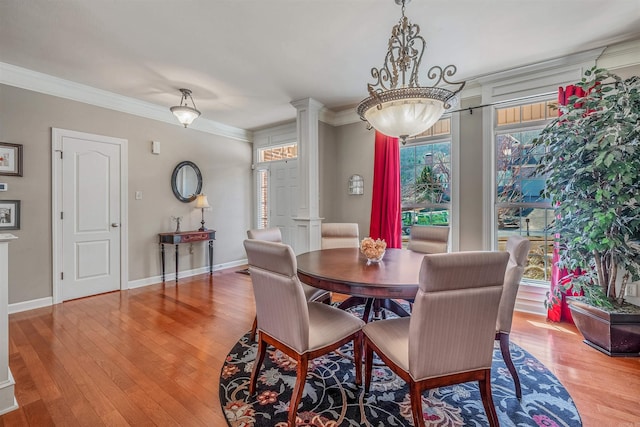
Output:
top-left (111, 223), bottom-right (120, 228)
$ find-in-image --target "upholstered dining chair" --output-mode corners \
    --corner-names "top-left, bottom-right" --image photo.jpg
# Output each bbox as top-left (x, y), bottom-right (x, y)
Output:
top-left (363, 251), bottom-right (509, 427)
top-left (246, 228), bottom-right (331, 340)
top-left (320, 223), bottom-right (360, 249)
top-left (496, 235), bottom-right (531, 399)
top-left (244, 239), bottom-right (365, 426)
top-left (407, 225), bottom-right (450, 254)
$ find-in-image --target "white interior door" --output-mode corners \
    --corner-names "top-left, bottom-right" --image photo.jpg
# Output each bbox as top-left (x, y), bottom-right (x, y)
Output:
top-left (269, 159), bottom-right (298, 246)
top-left (52, 129), bottom-right (127, 302)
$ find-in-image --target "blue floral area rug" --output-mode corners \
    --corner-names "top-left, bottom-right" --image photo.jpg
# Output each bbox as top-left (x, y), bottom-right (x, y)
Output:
top-left (220, 333), bottom-right (581, 427)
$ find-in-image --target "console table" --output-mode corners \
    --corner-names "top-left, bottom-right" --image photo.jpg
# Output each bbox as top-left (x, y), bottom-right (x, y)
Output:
top-left (158, 230), bottom-right (216, 282)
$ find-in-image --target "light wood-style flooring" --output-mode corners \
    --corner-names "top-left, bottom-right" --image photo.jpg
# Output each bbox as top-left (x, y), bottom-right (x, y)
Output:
top-left (1, 268), bottom-right (639, 426)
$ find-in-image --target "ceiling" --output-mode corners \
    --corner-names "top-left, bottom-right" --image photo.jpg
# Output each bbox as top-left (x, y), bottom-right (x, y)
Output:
top-left (1, 0), bottom-right (639, 131)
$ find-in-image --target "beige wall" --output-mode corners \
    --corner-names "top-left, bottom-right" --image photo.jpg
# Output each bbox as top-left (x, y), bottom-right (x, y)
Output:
top-left (321, 121), bottom-right (374, 238)
top-left (0, 84), bottom-right (252, 304)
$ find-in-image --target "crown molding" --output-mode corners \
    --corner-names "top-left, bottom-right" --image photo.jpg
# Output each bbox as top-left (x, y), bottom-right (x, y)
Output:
top-left (0, 62), bottom-right (252, 142)
top-left (598, 39), bottom-right (640, 70)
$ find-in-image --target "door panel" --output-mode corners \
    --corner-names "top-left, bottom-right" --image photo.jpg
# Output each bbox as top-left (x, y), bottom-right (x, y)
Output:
top-left (269, 160), bottom-right (298, 246)
top-left (62, 137), bottom-right (120, 300)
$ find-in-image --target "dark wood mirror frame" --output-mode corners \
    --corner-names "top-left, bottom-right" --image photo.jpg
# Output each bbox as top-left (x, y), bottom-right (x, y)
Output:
top-left (171, 161), bottom-right (202, 203)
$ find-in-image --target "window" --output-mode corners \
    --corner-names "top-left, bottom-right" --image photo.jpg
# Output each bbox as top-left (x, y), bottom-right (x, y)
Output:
top-left (256, 169), bottom-right (268, 229)
top-left (494, 99), bottom-right (555, 283)
top-left (400, 118), bottom-right (451, 236)
top-left (257, 143), bottom-right (297, 162)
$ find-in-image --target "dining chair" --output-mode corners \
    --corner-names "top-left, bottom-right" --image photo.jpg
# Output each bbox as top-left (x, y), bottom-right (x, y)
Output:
top-left (320, 223), bottom-right (360, 249)
top-left (246, 228), bottom-right (331, 341)
top-left (363, 251), bottom-right (509, 427)
top-left (496, 235), bottom-right (531, 399)
top-left (407, 225), bottom-right (450, 254)
top-left (244, 239), bottom-right (365, 426)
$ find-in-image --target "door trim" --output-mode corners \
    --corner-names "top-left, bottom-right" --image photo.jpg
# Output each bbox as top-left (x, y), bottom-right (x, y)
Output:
top-left (51, 128), bottom-right (129, 304)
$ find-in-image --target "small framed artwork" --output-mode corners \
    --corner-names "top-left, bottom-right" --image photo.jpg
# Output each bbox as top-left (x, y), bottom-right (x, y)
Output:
top-left (0, 200), bottom-right (20, 230)
top-left (0, 142), bottom-right (23, 176)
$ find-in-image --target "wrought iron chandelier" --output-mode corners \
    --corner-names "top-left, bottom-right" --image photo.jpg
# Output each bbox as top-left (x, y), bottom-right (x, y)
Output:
top-left (357, 0), bottom-right (466, 143)
top-left (170, 88), bottom-right (201, 128)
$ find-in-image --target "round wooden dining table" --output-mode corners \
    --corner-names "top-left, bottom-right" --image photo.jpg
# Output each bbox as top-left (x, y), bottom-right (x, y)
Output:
top-left (296, 247), bottom-right (426, 321)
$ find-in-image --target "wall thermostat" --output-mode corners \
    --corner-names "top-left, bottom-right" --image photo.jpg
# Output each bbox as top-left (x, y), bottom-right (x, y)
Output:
top-left (0, 183), bottom-right (7, 191)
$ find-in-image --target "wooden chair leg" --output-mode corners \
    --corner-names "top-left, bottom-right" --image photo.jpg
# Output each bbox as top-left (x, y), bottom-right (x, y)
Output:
top-left (353, 332), bottom-right (362, 386)
top-left (250, 316), bottom-right (258, 341)
top-left (288, 354), bottom-right (309, 426)
top-left (479, 370), bottom-right (499, 427)
top-left (364, 340), bottom-right (373, 393)
top-left (249, 338), bottom-right (267, 395)
top-left (498, 332), bottom-right (521, 399)
top-left (409, 382), bottom-right (425, 427)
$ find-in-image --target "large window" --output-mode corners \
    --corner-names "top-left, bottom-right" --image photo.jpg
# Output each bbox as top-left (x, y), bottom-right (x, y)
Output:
top-left (494, 99), bottom-right (555, 283)
top-left (400, 118), bottom-right (451, 236)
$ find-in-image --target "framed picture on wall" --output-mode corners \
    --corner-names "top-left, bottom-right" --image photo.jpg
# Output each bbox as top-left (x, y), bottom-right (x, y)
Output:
top-left (0, 142), bottom-right (23, 176)
top-left (0, 200), bottom-right (20, 230)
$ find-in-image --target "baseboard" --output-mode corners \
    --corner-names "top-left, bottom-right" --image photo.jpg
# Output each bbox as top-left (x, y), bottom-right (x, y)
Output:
top-left (8, 259), bottom-right (250, 313)
top-left (515, 282), bottom-right (548, 316)
top-left (127, 258), bottom-right (249, 289)
top-left (8, 296), bottom-right (53, 315)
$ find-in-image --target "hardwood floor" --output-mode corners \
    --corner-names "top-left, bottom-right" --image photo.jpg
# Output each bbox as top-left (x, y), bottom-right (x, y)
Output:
top-left (1, 268), bottom-right (639, 426)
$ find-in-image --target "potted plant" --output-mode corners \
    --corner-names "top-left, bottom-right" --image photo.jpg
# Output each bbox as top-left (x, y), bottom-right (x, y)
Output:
top-left (531, 67), bottom-right (640, 356)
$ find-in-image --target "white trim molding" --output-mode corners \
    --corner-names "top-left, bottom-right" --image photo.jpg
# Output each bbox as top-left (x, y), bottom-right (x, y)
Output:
top-left (0, 234), bottom-right (18, 415)
top-left (0, 62), bottom-right (252, 143)
top-left (51, 128), bottom-right (129, 304)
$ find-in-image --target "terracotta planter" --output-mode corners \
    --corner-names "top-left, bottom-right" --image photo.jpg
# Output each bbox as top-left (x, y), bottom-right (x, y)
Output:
top-left (568, 297), bottom-right (640, 357)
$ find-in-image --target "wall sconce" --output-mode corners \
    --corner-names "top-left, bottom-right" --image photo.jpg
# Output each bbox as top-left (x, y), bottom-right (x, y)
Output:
top-left (194, 194), bottom-right (210, 231)
top-left (348, 174), bottom-right (364, 195)
top-left (170, 88), bottom-right (201, 128)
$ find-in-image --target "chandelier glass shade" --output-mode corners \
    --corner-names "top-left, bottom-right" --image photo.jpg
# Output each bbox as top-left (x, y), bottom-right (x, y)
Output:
top-left (170, 88), bottom-right (201, 127)
top-left (357, 0), bottom-right (465, 142)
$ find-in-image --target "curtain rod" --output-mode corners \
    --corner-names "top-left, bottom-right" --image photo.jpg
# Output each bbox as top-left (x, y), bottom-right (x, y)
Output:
top-left (448, 91), bottom-right (556, 115)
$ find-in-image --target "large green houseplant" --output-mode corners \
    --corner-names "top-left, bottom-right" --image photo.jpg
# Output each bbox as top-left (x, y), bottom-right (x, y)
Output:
top-left (533, 67), bottom-right (640, 307)
top-left (531, 67), bottom-right (640, 354)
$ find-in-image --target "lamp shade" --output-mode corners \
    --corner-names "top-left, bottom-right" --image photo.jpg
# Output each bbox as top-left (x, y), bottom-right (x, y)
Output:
top-left (195, 194), bottom-right (210, 209)
top-left (362, 98), bottom-right (445, 139)
top-left (170, 105), bottom-right (200, 128)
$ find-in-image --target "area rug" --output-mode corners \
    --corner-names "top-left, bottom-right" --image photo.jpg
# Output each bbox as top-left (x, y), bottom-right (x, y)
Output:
top-left (220, 333), bottom-right (582, 426)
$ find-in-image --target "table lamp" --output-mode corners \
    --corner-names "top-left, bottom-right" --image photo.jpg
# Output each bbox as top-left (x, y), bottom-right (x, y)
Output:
top-left (195, 194), bottom-right (210, 231)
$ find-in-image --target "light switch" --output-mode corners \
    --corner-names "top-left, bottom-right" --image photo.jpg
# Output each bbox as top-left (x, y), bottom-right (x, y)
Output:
top-left (135, 191), bottom-right (143, 200)
top-left (152, 140), bottom-right (161, 154)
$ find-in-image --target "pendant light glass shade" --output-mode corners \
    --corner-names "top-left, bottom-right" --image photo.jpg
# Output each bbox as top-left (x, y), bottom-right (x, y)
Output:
top-left (170, 88), bottom-right (201, 127)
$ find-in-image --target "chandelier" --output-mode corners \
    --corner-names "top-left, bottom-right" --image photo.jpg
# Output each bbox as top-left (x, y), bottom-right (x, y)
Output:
top-left (356, 0), bottom-right (465, 143)
top-left (170, 88), bottom-right (201, 128)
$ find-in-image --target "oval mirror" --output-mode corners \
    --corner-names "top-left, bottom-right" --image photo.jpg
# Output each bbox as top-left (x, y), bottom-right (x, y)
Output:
top-left (171, 161), bottom-right (202, 203)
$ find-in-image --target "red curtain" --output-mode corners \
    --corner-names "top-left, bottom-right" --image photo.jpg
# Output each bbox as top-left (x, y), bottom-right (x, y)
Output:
top-left (369, 131), bottom-right (402, 248)
top-left (547, 85), bottom-right (586, 323)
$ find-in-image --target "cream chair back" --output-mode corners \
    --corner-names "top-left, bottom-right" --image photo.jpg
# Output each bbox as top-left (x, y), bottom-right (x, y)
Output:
top-left (321, 223), bottom-right (359, 249)
top-left (408, 251), bottom-right (509, 380)
top-left (247, 227), bottom-right (282, 242)
top-left (407, 225), bottom-right (450, 254)
top-left (497, 236), bottom-right (531, 334)
top-left (244, 239), bottom-right (310, 353)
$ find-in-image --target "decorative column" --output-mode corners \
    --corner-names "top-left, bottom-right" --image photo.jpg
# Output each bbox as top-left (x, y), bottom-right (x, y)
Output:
top-left (290, 98), bottom-right (323, 253)
top-left (0, 233), bottom-right (17, 415)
